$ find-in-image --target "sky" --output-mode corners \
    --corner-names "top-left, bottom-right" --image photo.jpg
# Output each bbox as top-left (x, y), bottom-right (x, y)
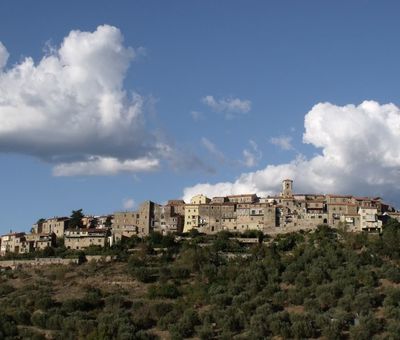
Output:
top-left (1, 1), bottom-right (400, 233)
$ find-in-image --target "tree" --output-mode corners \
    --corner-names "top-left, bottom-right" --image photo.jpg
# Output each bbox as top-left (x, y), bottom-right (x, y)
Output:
top-left (69, 209), bottom-right (84, 229)
top-left (90, 217), bottom-right (98, 228)
top-left (105, 216), bottom-right (112, 229)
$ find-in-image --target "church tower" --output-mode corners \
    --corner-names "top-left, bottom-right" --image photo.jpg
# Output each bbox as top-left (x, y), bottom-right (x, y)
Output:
top-left (281, 179), bottom-right (293, 197)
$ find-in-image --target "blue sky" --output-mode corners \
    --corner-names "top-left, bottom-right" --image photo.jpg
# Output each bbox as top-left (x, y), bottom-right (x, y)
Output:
top-left (1, 1), bottom-right (400, 233)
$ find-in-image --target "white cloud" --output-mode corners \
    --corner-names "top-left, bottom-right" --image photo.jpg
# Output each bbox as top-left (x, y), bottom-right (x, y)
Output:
top-left (270, 135), bottom-right (294, 150)
top-left (201, 137), bottom-right (226, 163)
top-left (242, 140), bottom-right (262, 168)
top-left (123, 198), bottom-right (136, 210)
top-left (190, 110), bottom-right (204, 121)
top-left (52, 156), bottom-right (159, 176)
top-left (183, 101), bottom-right (400, 204)
top-left (0, 42), bottom-right (8, 70)
top-left (0, 25), bottom-right (160, 175)
top-left (202, 95), bottom-right (251, 119)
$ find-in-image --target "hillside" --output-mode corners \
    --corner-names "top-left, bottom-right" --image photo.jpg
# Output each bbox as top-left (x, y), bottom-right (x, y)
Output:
top-left (2, 222), bottom-right (400, 339)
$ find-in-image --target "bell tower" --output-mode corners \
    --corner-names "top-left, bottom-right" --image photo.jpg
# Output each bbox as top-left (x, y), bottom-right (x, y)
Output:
top-left (281, 179), bottom-right (293, 197)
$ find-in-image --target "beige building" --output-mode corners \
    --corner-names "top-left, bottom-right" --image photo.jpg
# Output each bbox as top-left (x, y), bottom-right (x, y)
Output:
top-left (184, 204), bottom-right (201, 233)
top-left (95, 215), bottom-right (113, 229)
top-left (226, 194), bottom-right (258, 204)
top-left (0, 233), bottom-right (29, 256)
top-left (25, 233), bottom-right (55, 250)
top-left (113, 201), bottom-right (155, 239)
top-left (359, 207), bottom-right (382, 232)
top-left (182, 180), bottom-right (392, 235)
top-left (281, 179), bottom-right (294, 198)
top-left (340, 214), bottom-right (361, 231)
top-left (154, 200), bottom-right (185, 235)
top-left (64, 228), bottom-right (109, 250)
top-left (327, 202), bottom-right (358, 226)
top-left (190, 194), bottom-right (211, 205)
top-left (236, 203), bottom-right (276, 232)
top-left (39, 217), bottom-right (69, 238)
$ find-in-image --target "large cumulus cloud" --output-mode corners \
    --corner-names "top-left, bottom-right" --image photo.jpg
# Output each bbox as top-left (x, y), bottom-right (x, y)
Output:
top-left (0, 25), bottom-right (160, 175)
top-left (183, 101), bottom-right (400, 203)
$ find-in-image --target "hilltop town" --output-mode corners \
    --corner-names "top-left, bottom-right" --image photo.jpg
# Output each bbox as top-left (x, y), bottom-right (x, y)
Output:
top-left (1, 179), bottom-right (399, 256)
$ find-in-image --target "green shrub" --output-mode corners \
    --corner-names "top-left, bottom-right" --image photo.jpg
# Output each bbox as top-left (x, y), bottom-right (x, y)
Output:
top-left (0, 312), bottom-right (17, 338)
top-left (35, 295), bottom-right (56, 311)
top-left (31, 311), bottom-right (47, 328)
top-left (0, 283), bottom-right (14, 296)
top-left (13, 308), bottom-right (31, 325)
top-left (148, 283), bottom-right (180, 299)
top-left (169, 309), bottom-right (200, 339)
top-left (150, 302), bottom-right (173, 318)
top-left (132, 267), bottom-right (156, 283)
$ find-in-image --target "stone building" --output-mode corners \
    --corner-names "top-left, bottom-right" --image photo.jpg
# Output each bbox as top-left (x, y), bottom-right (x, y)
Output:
top-left (154, 200), bottom-right (185, 235)
top-left (25, 233), bottom-right (55, 250)
top-left (113, 201), bottom-right (156, 239)
top-left (183, 195), bottom-right (211, 233)
top-left (95, 215), bottom-right (113, 229)
top-left (358, 207), bottom-right (382, 232)
top-left (64, 228), bottom-right (109, 250)
top-left (0, 232), bottom-right (28, 256)
top-left (38, 217), bottom-right (69, 238)
top-left (180, 179), bottom-right (393, 235)
top-left (327, 202), bottom-right (358, 226)
top-left (281, 179), bottom-right (293, 198)
top-left (226, 194), bottom-right (258, 204)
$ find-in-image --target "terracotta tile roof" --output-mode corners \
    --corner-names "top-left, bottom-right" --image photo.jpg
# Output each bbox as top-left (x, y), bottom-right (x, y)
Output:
top-left (326, 194), bottom-right (353, 198)
top-left (2, 232), bottom-right (26, 237)
top-left (328, 203), bottom-right (357, 206)
top-left (227, 194), bottom-right (257, 198)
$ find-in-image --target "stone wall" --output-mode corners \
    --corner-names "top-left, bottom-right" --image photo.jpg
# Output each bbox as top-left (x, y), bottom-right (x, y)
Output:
top-left (0, 258), bottom-right (79, 269)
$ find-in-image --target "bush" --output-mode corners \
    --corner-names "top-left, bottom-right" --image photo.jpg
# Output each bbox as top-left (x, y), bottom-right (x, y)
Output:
top-left (35, 295), bottom-right (56, 311)
top-left (13, 309), bottom-right (31, 325)
top-left (349, 313), bottom-right (382, 340)
top-left (148, 283), bottom-right (180, 299)
top-left (132, 267), bottom-right (156, 283)
top-left (169, 309), bottom-right (200, 339)
top-left (0, 312), bottom-right (17, 338)
top-left (220, 307), bottom-right (246, 333)
top-left (150, 302), bottom-right (173, 318)
top-left (0, 283), bottom-right (14, 296)
top-left (268, 312), bottom-right (291, 338)
top-left (171, 266), bottom-right (191, 280)
top-left (31, 311), bottom-right (47, 328)
top-left (385, 266), bottom-right (400, 283)
top-left (46, 312), bottom-right (64, 330)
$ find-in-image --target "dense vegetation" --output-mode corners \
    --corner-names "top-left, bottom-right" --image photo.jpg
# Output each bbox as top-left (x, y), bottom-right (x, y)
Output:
top-left (2, 220), bottom-right (400, 339)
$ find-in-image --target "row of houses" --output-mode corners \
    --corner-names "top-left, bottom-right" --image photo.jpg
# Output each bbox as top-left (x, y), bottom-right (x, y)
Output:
top-left (1, 180), bottom-right (398, 256)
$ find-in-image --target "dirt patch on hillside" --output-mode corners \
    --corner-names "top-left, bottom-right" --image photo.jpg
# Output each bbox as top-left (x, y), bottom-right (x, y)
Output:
top-left (284, 305), bottom-right (305, 314)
